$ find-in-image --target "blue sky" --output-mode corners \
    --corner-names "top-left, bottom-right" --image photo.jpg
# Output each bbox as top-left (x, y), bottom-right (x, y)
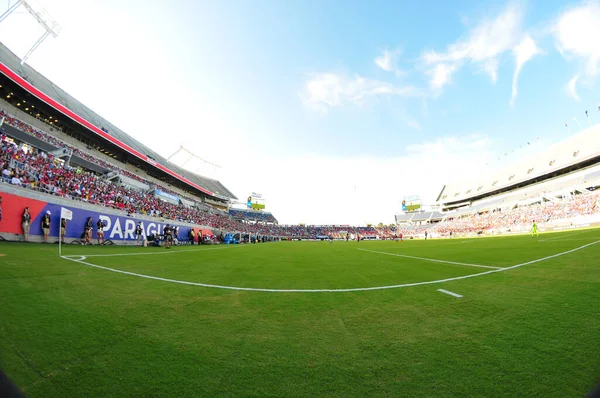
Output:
top-left (0, 0), bottom-right (599, 224)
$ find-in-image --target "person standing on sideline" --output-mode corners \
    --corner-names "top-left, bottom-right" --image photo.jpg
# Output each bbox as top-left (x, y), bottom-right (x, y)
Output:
top-left (60, 217), bottom-right (67, 243)
top-left (41, 210), bottom-right (51, 243)
top-left (96, 218), bottom-right (105, 245)
top-left (83, 217), bottom-right (93, 245)
top-left (22, 207), bottom-right (31, 242)
top-left (0, 196), bottom-right (3, 223)
top-left (163, 224), bottom-right (173, 249)
top-left (135, 221), bottom-right (143, 246)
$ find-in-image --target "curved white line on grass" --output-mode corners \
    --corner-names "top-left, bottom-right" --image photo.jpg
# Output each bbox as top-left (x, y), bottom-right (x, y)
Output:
top-left (60, 240), bottom-right (600, 293)
top-left (357, 248), bottom-right (501, 269)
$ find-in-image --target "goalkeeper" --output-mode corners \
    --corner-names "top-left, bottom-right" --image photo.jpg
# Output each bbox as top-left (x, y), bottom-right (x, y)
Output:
top-left (531, 221), bottom-right (539, 237)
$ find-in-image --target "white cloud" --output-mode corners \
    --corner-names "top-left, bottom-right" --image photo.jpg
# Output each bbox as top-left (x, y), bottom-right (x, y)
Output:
top-left (406, 119), bottom-right (422, 130)
top-left (554, 3), bottom-right (600, 99)
top-left (421, 3), bottom-right (523, 89)
top-left (482, 59), bottom-right (499, 84)
top-left (567, 75), bottom-right (580, 101)
top-left (302, 72), bottom-right (421, 113)
top-left (375, 50), bottom-right (393, 71)
top-left (428, 63), bottom-right (458, 90)
top-left (374, 49), bottom-right (404, 76)
top-left (510, 35), bottom-right (541, 106)
top-left (554, 2), bottom-right (600, 78)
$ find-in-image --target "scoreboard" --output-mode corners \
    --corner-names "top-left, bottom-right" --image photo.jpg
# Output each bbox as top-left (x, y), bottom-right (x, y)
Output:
top-left (247, 193), bottom-right (266, 210)
top-left (402, 195), bottom-right (421, 212)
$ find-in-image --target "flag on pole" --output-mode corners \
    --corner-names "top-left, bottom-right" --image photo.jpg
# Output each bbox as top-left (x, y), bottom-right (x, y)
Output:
top-left (60, 207), bottom-right (73, 220)
top-left (586, 110), bottom-right (588, 117)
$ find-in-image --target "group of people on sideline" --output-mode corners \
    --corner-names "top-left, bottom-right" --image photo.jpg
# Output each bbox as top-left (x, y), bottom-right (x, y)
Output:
top-left (13, 206), bottom-right (207, 246)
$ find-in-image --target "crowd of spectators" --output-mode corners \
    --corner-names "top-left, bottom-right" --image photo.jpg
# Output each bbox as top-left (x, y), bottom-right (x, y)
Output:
top-left (229, 209), bottom-right (278, 223)
top-left (433, 192), bottom-right (600, 236)
top-left (0, 110), bottom-right (205, 206)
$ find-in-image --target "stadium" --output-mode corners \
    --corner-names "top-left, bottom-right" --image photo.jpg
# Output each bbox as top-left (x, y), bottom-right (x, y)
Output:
top-left (1, 2), bottom-right (600, 397)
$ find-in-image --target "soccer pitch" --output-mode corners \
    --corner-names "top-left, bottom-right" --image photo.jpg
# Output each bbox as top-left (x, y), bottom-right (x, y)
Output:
top-left (1, 230), bottom-right (600, 397)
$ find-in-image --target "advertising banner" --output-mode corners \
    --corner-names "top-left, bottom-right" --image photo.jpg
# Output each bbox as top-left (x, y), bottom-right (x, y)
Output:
top-left (0, 192), bottom-right (214, 242)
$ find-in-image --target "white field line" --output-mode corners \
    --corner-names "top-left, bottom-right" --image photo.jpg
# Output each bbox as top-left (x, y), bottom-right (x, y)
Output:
top-left (538, 231), bottom-right (585, 242)
top-left (59, 239), bottom-right (600, 293)
top-left (437, 289), bottom-right (463, 298)
top-left (357, 248), bottom-right (501, 269)
top-left (72, 245), bottom-right (246, 258)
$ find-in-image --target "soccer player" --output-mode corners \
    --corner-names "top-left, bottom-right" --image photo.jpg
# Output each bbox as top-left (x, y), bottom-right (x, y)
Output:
top-left (531, 221), bottom-right (539, 237)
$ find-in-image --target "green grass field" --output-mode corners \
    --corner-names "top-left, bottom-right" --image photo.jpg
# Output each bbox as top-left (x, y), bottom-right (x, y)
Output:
top-left (1, 230), bottom-right (600, 397)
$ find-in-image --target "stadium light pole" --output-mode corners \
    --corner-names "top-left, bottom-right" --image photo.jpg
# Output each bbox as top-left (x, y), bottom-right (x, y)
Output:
top-left (0, 0), bottom-right (24, 24)
top-left (0, 0), bottom-right (62, 65)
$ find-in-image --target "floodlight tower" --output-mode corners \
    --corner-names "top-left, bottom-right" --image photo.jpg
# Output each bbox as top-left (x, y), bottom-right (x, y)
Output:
top-left (0, 0), bottom-right (62, 65)
top-left (166, 145), bottom-right (222, 179)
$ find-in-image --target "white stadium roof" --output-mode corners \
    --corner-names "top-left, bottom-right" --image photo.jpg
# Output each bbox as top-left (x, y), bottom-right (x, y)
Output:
top-left (437, 123), bottom-right (600, 205)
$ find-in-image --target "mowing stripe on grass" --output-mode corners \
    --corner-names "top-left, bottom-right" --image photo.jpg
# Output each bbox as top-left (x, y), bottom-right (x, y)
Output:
top-left (538, 231), bottom-right (585, 242)
top-left (77, 245), bottom-right (245, 258)
top-left (357, 248), bottom-right (501, 269)
top-left (59, 239), bottom-right (600, 293)
top-left (437, 289), bottom-right (463, 298)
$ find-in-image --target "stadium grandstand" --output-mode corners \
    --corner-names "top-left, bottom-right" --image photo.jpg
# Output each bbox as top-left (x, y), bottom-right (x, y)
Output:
top-left (229, 208), bottom-right (278, 224)
top-left (0, 41), bottom-right (394, 243)
top-left (394, 124), bottom-right (600, 238)
top-left (0, 43), bottom-right (236, 203)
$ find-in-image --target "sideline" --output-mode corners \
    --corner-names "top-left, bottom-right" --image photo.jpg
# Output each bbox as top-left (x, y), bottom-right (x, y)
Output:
top-left (60, 239), bottom-right (600, 293)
